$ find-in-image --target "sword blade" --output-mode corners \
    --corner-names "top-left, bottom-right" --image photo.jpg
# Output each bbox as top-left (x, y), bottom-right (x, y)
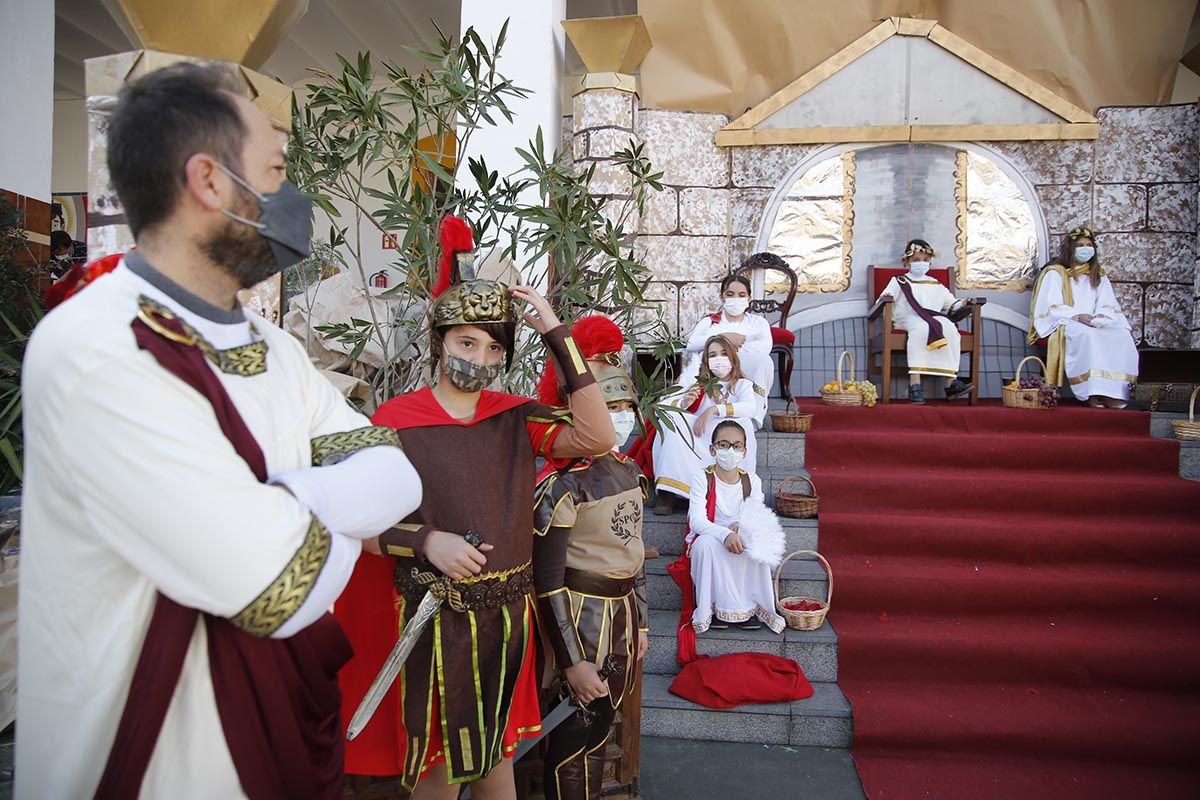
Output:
top-left (512, 694), bottom-right (579, 762)
top-left (346, 590), bottom-right (442, 741)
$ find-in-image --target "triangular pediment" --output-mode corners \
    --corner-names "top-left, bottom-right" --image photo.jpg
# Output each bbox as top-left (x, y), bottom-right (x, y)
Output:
top-left (717, 18), bottom-right (1098, 146)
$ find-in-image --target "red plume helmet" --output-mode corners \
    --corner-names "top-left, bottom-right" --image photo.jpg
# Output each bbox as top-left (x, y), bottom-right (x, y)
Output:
top-left (536, 315), bottom-right (625, 406)
top-left (432, 215), bottom-right (474, 298)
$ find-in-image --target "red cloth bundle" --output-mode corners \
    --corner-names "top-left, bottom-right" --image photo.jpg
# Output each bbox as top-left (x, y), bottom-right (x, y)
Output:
top-left (669, 652), bottom-right (814, 709)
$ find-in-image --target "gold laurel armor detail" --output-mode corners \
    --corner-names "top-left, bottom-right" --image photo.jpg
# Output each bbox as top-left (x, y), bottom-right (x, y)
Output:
top-left (432, 279), bottom-right (515, 327)
top-left (310, 425), bottom-right (402, 466)
top-left (137, 296), bottom-right (268, 377)
top-left (230, 517), bottom-right (331, 637)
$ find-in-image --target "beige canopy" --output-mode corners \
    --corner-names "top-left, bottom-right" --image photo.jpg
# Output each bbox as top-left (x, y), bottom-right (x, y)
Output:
top-left (637, 0), bottom-right (1196, 116)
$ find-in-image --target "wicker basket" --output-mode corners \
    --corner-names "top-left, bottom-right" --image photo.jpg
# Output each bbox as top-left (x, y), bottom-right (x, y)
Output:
top-left (1002, 355), bottom-right (1054, 410)
top-left (769, 399), bottom-right (813, 433)
top-left (820, 351), bottom-right (865, 407)
top-left (775, 474), bottom-right (818, 519)
top-left (1172, 387), bottom-right (1200, 441)
top-left (775, 550), bottom-right (832, 631)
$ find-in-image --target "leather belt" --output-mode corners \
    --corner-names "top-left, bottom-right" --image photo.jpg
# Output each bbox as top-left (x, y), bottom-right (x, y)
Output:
top-left (395, 561), bottom-right (534, 612)
top-left (564, 568), bottom-right (635, 598)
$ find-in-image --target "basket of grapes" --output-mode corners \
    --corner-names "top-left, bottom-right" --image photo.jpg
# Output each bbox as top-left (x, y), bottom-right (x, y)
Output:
top-left (820, 351), bottom-right (878, 407)
top-left (1003, 356), bottom-right (1058, 409)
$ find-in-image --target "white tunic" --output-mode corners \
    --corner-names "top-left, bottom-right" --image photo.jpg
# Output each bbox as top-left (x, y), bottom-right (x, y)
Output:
top-left (686, 470), bottom-right (785, 633)
top-left (1032, 269), bottom-right (1138, 401)
top-left (651, 378), bottom-right (759, 499)
top-left (881, 275), bottom-right (963, 377)
top-left (682, 312), bottom-right (773, 424)
top-left (17, 262), bottom-right (422, 798)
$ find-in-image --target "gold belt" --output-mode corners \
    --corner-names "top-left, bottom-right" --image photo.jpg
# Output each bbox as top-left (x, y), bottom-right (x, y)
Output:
top-left (396, 561), bottom-right (534, 612)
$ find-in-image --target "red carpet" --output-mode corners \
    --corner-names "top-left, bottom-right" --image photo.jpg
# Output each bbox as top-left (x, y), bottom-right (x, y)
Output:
top-left (800, 400), bottom-right (1200, 799)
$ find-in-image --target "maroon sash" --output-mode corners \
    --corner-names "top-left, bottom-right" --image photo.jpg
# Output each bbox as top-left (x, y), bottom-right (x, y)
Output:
top-left (895, 276), bottom-right (950, 350)
top-left (93, 308), bottom-right (352, 799)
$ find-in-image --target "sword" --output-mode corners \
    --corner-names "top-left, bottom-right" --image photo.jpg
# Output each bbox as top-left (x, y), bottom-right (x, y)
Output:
top-left (513, 654), bottom-right (626, 761)
top-left (346, 529), bottom-right (485, 742)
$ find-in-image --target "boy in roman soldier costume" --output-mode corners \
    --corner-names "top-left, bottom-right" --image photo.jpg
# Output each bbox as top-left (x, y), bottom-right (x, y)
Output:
top-left (531, 316), bottom-right (649, 800)
top-left (336, 216), bottom-right (615, 798)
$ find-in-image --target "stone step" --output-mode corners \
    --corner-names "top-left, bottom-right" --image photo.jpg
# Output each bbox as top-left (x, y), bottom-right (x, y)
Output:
top-left (640, 673), bottom-right (853, 748)
top-left (645, 558), bottom-right (830, 612)
top-left (754, 428), bottom-right (806, 470)
top-left (644, 609), bottom-right (839, 682)
top-left (643, 513), bottom-right (818, 557)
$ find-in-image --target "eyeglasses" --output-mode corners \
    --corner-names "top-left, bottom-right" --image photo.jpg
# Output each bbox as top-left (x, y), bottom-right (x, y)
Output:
top-left (713, 441), bottom-right (746, 452)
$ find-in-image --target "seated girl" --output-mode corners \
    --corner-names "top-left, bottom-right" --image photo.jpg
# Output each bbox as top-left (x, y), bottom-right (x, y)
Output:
top-left (878, 239), bottom-right (975, 404)
top-left (680, 270), bottom-right (773, 425)
top-left (1027, 226), bottom-right (1138, 408)
top-left (687, 420), bottom-right (785, 634)
top-left (652, 335), bottom-right (759, 515)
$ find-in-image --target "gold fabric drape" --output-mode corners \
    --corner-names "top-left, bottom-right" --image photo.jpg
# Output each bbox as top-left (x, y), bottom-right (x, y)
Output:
top-left (638, 0), bottom-right (1196, 116)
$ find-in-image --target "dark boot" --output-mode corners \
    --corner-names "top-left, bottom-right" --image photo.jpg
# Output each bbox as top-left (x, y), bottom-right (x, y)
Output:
top-left (945, 379), bottom-right (974, 400)
top-left (652, 490), bottom-right (676, 516)
top-left (908, 384), bottom-right (926, 404)
top-left (735, 618), bottom-right (763, 631)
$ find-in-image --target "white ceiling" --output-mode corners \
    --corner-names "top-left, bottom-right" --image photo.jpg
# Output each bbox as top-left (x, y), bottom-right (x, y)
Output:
top-left (55, 0), bottom-right (638, 100)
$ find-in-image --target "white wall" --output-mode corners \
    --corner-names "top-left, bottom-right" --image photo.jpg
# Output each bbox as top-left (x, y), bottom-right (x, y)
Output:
top-left (0, 0), bottom-right (54, 199)
top-left (52, 98), bottom-right (89, 193)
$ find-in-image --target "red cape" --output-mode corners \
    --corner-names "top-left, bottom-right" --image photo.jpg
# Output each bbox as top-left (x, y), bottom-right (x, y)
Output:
top-left (670, 652), bottom-right (813, 709)
top-left (336, 387), bottom-right (533, 776)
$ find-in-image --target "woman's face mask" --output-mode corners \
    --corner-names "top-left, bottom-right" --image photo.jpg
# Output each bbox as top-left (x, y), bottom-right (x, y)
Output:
top-left (708, 355), bottom-right (733, 379)
top-left (723, 296), bottom-right (750, 317)
top-left (1074, 245), bottom-right (1095, 264)
top-left (907, 260), bottom-right (931, 278)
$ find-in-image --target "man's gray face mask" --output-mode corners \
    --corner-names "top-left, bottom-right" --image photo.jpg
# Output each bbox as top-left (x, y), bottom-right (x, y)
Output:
top-left (215, 162), bottom-right (314, 271)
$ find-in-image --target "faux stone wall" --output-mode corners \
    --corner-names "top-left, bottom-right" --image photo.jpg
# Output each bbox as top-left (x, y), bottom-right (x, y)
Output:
top-left (988, 104), bottom-right (1199, 349)
top-left (574, 96), bottom-right (1200, 363)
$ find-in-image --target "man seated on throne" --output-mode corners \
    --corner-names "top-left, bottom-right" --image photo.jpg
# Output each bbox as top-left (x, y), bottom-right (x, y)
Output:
top-left (878, 239), bottom-right (976, 404)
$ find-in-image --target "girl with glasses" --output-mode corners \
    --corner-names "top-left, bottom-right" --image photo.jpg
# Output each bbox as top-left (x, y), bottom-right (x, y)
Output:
top-left (686, 420), bottom-right (785, 634)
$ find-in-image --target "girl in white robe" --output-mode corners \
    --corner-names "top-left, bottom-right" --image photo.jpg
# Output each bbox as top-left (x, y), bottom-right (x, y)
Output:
top-left (687, 420), bottom-right (785, 634)
top-left (878, 239), bottom-right (975, 403)
top-left (652, 334), bottom-right (759, 514)
top-left (1028, 227), bottom-right (1138, 407)
top-left (680, 273), bottom-right (772, 425)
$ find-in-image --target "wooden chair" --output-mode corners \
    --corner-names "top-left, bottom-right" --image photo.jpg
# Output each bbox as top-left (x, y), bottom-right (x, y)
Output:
top-left (733, 254), bottom-right (799, 401)
top-left (866, 265), bottom-right (984, 405)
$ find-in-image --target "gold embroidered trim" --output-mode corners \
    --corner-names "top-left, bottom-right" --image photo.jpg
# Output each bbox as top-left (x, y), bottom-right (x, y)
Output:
top-left (1068, 369), bottom-right (1137, 386)
top-left (752, 383), bottom-right (767, 397)
top-left (655, 476), bottom-right (691, 493)
top-left (385, 543), bottom-right (416, 558)
top-left (231, 517), bottom-right (330, 637)
top-left (310, 425), bottom-right (401, 466)
top-left (527, 409), bottom-right (574, 425)
top-left (138, 296), bottom-right (268, 377)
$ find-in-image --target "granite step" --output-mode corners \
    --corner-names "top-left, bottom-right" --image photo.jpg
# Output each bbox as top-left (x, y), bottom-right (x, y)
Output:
top-left (644, 609), bottom-right (839, 682)
top-left (645, 558), bottom-right (830, 612)
top-left (640, 673), bottom-right (853, 748)
top-left (643, 513), bottom-right (818, 558)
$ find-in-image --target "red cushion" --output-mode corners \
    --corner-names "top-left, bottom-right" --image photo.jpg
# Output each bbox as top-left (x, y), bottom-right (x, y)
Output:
top-left (771, 326), bottom-right (795, 346)
top-left (870, 265), bottom-right (952, 301)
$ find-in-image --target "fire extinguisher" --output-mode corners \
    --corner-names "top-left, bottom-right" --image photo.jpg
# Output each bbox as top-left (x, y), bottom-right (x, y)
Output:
top-left (371, 270), bottom-right (389, 289)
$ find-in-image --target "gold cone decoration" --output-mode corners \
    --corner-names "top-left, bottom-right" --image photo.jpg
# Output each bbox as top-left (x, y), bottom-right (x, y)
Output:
top-left (102, 0), bottom-right (307, 69)
top-left (562, 15), bottom-right (652, 75)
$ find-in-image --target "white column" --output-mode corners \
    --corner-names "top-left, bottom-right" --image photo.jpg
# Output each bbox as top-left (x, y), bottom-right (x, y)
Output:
top-left (458, 0), bottom-right (566, 281)
top-left (0, 0), bottom-right (54, 200)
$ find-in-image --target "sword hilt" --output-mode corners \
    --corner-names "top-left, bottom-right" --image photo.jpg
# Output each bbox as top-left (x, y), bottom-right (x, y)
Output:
top-left (463, 529), bottom-right (484, 548)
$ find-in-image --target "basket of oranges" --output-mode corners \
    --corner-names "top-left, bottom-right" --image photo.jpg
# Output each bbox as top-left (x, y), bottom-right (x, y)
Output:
top-left (820, 351), bottom-right (877, 407)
